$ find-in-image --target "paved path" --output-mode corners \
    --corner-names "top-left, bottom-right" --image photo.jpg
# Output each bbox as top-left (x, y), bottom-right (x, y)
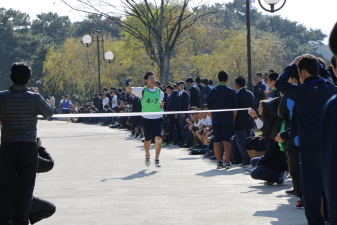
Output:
top-left (35, 120), bottom-right (306, 225)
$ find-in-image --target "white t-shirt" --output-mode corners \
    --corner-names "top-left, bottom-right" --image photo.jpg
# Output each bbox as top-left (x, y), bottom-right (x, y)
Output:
top-left (132, 87), bottom-right (164, 119)
top-left (111, 95), bottom-right (118, 108)
top-left (196, 118), bottom-right (205, 127)
top-left (204, 115), bottom-right (212, 126)
top-left (102, 97), bottom-right (109, 107)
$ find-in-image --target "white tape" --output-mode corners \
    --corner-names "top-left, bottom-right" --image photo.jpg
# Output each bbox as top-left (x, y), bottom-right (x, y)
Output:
top-left (38, 108), bottom-right (250, 118)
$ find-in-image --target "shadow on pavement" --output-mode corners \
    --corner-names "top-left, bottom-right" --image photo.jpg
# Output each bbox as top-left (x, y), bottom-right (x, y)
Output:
top-left (241, 183), bottom-right (290, 195)
top-left (253, 198), bottom-right (306, 225)
top-left (176, 157), bottom-right (199, 160)
top-left (101, 169), bottom-right (158, 182)
top-left (195, 167), bottom-right (244, 177)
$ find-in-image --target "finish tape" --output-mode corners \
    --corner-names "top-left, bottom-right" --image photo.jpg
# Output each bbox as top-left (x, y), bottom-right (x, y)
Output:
top-left (38, 108), bottom-right (251, 118)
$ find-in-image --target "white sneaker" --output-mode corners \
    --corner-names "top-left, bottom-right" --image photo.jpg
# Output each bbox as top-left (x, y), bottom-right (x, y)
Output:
top-left (145, 155), bottom-right (151, 167)
top-left (155, 158), bottom-right (161, 167)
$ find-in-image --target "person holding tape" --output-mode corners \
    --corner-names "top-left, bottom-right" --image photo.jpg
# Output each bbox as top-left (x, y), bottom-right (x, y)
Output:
top-left (125, 72), bottom-right (165, 167)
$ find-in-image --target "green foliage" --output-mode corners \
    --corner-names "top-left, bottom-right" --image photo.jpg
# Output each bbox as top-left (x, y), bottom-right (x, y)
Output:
top-left (0, 1), bottom-right (329, 103)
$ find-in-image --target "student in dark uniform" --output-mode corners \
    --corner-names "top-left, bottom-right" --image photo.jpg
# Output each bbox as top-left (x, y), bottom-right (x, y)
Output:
top-left (195, 77), bottom-right (205, 106)
top-left (275, 54), bottom-right (336, 225)
top-left (253, 73), bottom-right (266, 113)
top-left (186, 77), bottom-right (202, 109)
top-left (176, 81), bottom-right (190, 146)
top-left (321, 22), bottom-right (337, 225)
top-left (234, 76), bottom-right (255, 167)
top-left (207, 70), bottom-right (238, 169)
top-left (166, 86), bottom-right (180, 145)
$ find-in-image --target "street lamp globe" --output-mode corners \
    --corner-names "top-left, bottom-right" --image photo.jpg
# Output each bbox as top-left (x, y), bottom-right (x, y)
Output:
top-left (105, 51), bottom-right (114, 63)
top-left (264, 0), bottom-right (281, 4)
top-left (82, 35), bottom-right (92, 46)
top-left (258, 0), bottom-right (286, 13)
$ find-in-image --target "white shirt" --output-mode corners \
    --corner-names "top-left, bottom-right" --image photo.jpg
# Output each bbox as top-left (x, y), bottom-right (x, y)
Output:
top-left (111, 95), bottom-right (118, 108)
top-left (102, 97), bottom-right (109, 107)
top-left (255, 118), bottom-right (263, 129)
top-left (132, 87), bottom-right (164, 119)
top-left (196, 118), bottom-right (205, 127)
top-left (203, 115), bottom-right (212, 126)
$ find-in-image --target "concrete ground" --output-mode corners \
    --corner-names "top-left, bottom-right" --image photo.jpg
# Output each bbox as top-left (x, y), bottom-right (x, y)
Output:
top-left (34, 120), bottom-right (307, 225)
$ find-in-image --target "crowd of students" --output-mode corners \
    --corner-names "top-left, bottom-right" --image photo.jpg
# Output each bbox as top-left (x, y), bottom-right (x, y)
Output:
top-left (41, 23), bottom-right (337, 225)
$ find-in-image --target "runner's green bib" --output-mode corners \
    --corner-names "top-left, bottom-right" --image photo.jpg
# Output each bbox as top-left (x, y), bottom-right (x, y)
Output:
top-left (141, 87), bottom-right (161, 112)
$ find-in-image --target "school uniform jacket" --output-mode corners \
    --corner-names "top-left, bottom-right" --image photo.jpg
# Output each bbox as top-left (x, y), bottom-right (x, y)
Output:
top-left (177, 90), bottom-right (189, 112)
top-left (189, 83), bottom-right (202, 108)
top-left (235, 87), bottom-right (255, 131)
top-left (275, 63), bottom-right (336, 153)
top-left (253, 81), bottom-right (266, 105)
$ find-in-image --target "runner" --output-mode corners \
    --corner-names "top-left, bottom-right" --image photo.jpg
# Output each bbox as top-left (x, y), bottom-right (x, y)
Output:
top-left (125, 72), bottom-right (164, 167)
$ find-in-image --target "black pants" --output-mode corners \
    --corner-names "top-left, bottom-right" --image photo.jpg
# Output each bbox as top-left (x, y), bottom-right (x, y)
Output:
top-left (286, 142), bottom-right (301, 197)
top-left (29, 197), bottom-right (56, 224)
top-left (0, 142), bottom-right (38, 225)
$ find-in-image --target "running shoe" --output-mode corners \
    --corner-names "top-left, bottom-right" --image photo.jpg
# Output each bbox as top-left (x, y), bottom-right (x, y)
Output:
top-left (145, 155), bottom-right (151, 167)
top-left (224, 161), bottom-right (232, 169)
top-left (217, 162), bottom-right (223, 169)
top-left (155, 158), bottom-right (161, 167)
top-left (264, 181), bottom-right (275, 185)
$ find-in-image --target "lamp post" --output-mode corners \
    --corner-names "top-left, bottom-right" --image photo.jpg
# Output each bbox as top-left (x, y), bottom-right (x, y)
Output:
top-left (81, 30), bottom-right (115, 93)
top-left (246, 0), bottom-right (286, 91)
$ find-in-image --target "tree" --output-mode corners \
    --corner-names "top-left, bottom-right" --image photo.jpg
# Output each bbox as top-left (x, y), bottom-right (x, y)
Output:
top-left (42, 34), bottom-right (156, 102)
top-left (62, 0), bottom-right (215, 84)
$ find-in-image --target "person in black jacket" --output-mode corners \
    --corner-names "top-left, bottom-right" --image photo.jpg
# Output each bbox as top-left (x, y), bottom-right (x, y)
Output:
top-left (176, 81), bottom-right (190, 146)
top-left (234, 76), bottom-right (255, 167)
top-left (321, 22), bottom-right (337, 225)
top-left (250, 97), bottom-right (288, 185)
top-left (186, 77), bottom-right (201, 109)
top-left (275, 54), bottom-right (336, 225)
top-left (166, 87), bottom-right (180, 145)
top-left (0, 62), bottom-right (54, 225)
top-left (207, 70), bottom-right (238, 169)
top-left (253, 73), bottom-right (266, 113)
top-left (11, 138), bottom-right (56, 224)
top-left (195, 77), bottom-right (205, 106)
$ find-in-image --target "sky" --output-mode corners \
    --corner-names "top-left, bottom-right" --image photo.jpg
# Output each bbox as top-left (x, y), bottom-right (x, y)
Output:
top-left (2, 0), bottom-right (337, 44)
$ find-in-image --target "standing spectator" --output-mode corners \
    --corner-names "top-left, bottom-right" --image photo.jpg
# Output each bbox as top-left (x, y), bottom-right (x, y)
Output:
top-left (166, 86), bottom-right (180, 145)
top-left (234, 76), bottom-right (255, 167)
top-left (275, 54), bottom-right (336, 225)
top-left (110, 91), bottom-right (118, 109)
top-left (0, 62), bottom-right (54, 225)
top-left (207, 70), bottom-right (238, 169)
top-left (203, 78), bottom-right (213, 103)
top-left (62, 95), bottom-right (73, 123)
top-left (195, 77), bottom-right (205, 106)
top-left (48, 94), bottom-right (55, 108)
top-left (59, 96), bottom-right (65, 110)
top-left (101, 93), bottom-right (109, 108)
top-left (321, 22), bottom-right (337, 225)
top-left (102, 88), bottom-right (110, 100)
top-left (93, 94), bottom-right (100, 109)
top-left (186, 77), bottom-right (202, 108)
top-left (176, 81), bottom-right (190, 147)
top-left (253, 73), bottom-right (266, 113)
